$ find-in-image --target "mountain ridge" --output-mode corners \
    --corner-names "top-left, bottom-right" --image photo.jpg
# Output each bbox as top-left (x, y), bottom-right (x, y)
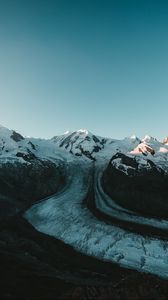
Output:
top-left (0, 124), bottom-right (168, 165)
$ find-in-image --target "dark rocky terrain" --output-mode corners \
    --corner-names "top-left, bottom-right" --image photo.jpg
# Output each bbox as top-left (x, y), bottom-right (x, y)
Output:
top-left (102, 153), bottom-right (168, 219)
top-left (0, 158), bottom-right (65, 219)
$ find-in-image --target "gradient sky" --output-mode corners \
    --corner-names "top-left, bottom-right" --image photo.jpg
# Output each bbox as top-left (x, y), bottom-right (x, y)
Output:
top-left (0, 0), bottom-right (168, 139)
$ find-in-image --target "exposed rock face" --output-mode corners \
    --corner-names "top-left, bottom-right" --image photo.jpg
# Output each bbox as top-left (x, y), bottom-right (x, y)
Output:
top-left (0, 158), bottom-right (65, 218)
top-left (10, 130), bottom-right (24, 142)
top-left (130, 143), bottom-right (155, 156)
top-left (102, 153), bottom-right (168, 219)
top-left (163, 137), bottom-right (168, 144)
top-left (16, 150), bottom-right (36, 161)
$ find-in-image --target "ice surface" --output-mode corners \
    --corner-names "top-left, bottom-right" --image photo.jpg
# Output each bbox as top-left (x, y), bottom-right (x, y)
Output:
top-left (25, 160), bottom-right (168, 279)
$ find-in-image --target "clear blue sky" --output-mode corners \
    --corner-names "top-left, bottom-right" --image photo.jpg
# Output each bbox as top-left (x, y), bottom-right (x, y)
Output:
top-left (0, 0), bottom-right (168, 139)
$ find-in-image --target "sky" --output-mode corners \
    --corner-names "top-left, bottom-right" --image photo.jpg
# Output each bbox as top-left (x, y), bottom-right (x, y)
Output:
top-left (0, 0), bottom-right (168, 140)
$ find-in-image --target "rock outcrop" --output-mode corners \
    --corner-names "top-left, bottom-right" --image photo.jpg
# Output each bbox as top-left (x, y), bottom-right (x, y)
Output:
top-left (0, 158), bottom-right (65, 218)
top-left (102, 153), bottom-right (168, 219)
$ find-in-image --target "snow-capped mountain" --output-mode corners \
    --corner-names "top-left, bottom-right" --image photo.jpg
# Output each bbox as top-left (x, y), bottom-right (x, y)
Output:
top-left (0, 125), bottom-right (24, 154)
top-left (130, 135), bottom-right (168, 157)
top-left (1, 124), bottom-right (168, 167)
top-left (142, 135), bottom-right (157, 143)
top-left (0, 125), bottom-right (37, 162)
top-left (52, 129), bottom-right (107, 160)
top-left (128, 135), bottom-right (168, 172)
top-left (51, 130), bottom-right (143, 161)
top-left (130, 142), bottom-right (156, 156)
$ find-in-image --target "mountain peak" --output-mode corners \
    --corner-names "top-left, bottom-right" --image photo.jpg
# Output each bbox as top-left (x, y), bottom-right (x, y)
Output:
top-left (142, 135), bottom-right (157, 143)
top-left (77, 129), bottom-right (89, 135)
top-left (130, 134), bottom-right (138, 139)
top-left (124, 135), bottom-right (141, 142)
top-left (63, 130), bottom-right (71, 135)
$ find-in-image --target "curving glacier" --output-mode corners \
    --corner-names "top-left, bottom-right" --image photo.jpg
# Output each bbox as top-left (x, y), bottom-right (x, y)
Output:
top-left (24, 159), bottom-right (168, 279)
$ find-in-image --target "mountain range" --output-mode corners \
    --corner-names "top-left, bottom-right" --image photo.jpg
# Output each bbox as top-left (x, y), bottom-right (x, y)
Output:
top-left (1, 124), bottom-right (168, 164)
top-left (1, 124), bottom-right (168, 299)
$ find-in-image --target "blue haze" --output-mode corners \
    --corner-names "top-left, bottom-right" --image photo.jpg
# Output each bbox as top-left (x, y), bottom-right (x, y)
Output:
top-left (0, 0), bottom-right (168, 140)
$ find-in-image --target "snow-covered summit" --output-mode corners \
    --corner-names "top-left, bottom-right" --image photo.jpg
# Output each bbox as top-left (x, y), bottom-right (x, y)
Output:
top-left (0, 124), bottom-right (23, 140)
top-left (130, 136), bottom-right (168, 158)
top-left (52, 129), bottom-right (106, 160)
top-left (125, 135), bottom-right (168, 173)
top-left (123, 135), bottom-right (141, 145)
top-left (77, 128), bottom-right (89, 134)
top-left (130, 142), bottom-right (155, 156)
top-left (142, 135), bottom-right (158, 143)
top-left (0, 125), bottom-right (24, 154)
top-left (0, 125), bottom-right (38, 163)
